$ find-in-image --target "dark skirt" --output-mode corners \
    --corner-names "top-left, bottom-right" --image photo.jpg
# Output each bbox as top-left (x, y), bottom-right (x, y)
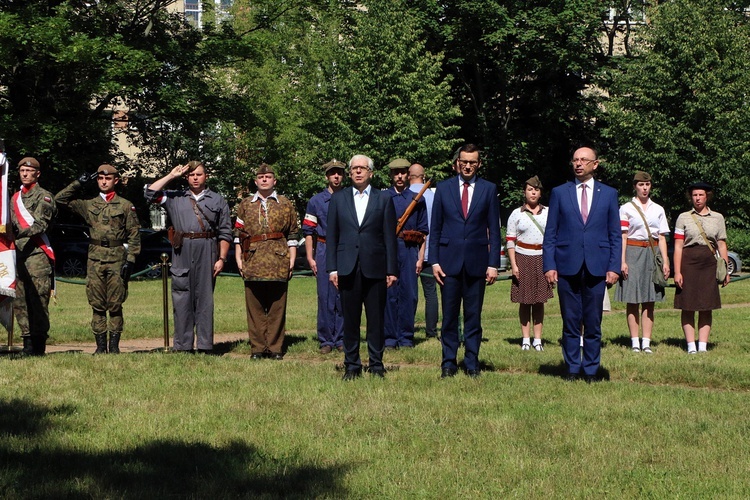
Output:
top-left (510, 253), bottom-right (554, 305)
top-left (674, 245), bottom-right (721, 311)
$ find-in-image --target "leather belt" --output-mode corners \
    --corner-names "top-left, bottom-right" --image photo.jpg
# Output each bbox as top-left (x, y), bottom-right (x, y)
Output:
top-left (90, 238), bottom-right (124, 248)
top-left (183, 231), bottom-right (215, 239)
top-left (515, 241), bottom-right (543, 250)
top-left (249, 232), bottom-right (285, 243)
top-left (317, 236), bottom-right (326, 244)
top-left (627, 239), bottom-right (656, 247)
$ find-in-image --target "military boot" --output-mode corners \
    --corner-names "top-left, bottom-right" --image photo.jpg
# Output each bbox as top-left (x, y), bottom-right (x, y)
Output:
top-left (30, 336), bottom-right (46, 356)
top-left (22, 336), bottom-right (33, 356)
top-left (93, 333), bottom-right (108, 355)
top-left (108, 332), bottom-right (121, 354)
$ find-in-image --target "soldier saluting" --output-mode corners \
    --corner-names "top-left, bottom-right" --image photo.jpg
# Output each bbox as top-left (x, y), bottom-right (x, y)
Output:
top-left (56, 164), bottom-right (141, 354)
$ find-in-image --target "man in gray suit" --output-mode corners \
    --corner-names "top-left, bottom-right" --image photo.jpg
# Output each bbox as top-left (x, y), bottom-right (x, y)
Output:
top-left (327, 154), bottom-right (398, 380)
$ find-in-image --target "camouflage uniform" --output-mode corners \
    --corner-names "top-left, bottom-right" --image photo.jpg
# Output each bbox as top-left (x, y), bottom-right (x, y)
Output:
top-left (10, 184), bottom-right (57, 354)
top-left (234, 190), bottom-right (299, 357)
top-left (55, 180), bottom-right (141, 351)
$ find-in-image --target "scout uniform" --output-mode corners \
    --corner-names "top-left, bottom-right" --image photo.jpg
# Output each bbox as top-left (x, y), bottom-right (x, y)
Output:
top-left (384, 158), bottom-right (428, 348)
top-left (302, 160), bottom-right (345, 352)
top-left (144, 164), bottom-right (232, 352)
top-left (235, 164), bottom-right (299, 358)
top-left (10, 157), bottom-right (57, 355)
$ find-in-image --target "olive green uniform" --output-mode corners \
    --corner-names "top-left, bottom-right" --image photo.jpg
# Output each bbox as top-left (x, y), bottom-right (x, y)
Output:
top-left (55, 181), bottom-right (141, 340)
top-left (10, 184), bottom-right (57, 351)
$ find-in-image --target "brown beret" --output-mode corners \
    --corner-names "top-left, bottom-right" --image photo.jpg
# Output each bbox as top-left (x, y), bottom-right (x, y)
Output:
top-left (388, 158), bottom-right (411, 170)
top-left (633, 171), bottom-right (652, 183)
top-left (186, 160), bottom-right (205, 173)
top-left (525, 175), bottom-right (543, 189)
top-left (18, 157), bottom-right (40, 169)
top-left (256, 163), bottom-right (275, 176)
top-left (97, 164), bottom-right (119, 175)
top-left (323, 160), bottom-right (346, 173)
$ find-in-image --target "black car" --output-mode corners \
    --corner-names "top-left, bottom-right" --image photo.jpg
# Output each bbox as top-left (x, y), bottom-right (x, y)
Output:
top-left (48, 223), bottom-right (90, 277)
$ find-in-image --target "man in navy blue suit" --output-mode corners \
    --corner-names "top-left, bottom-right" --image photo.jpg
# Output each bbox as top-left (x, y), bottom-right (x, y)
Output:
top-left (327, 154), bottom-right (398, 380)
top-left (543, 145), bottom-right (621, 382)
top-left (430, 144), bottom-right (502, 378)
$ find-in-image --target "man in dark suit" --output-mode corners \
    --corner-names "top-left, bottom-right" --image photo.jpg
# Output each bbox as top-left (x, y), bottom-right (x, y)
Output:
top-left (430, 144), bottom-right (502, 378)
top-left (543, 145), bottom-right (621, 382)
top-left (327, 154), bottom-right (398, 380)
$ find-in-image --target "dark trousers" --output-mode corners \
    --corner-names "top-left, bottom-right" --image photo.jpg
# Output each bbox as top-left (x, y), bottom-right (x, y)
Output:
top-left (385, 241), bottom-right (419, 347)
top-left (420, 261), bottom-right (439, 337)
top-left (315, 242), bottom-right (344, 348)
top-left (440, 269), bottom-right (486, 372)
top-left (557, 264), bottom-right (605, 376)
top-left (339, 264), bottom-right (386, 372)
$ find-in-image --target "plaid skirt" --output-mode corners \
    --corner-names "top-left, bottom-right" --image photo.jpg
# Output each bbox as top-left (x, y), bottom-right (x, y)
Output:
top-left (510, 253), bottom-right (554, 305)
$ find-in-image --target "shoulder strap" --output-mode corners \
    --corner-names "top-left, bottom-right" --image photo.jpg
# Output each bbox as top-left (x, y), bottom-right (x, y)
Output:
top-left (524, 209), bottom-right (544, 235)
top-left (689, 212), bottom-right (716, 254)
top-left (630, 201), bottom-right (657, 257)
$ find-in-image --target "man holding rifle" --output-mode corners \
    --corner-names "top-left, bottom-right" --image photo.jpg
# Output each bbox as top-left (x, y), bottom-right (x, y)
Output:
top-left (384, 158), bottom-right (428, 350)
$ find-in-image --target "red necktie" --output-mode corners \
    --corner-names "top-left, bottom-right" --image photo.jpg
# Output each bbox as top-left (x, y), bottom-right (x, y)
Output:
top-left (461, 182), bottom-right (469, 218)
top-left (581, 184), bottom-right (588, 223)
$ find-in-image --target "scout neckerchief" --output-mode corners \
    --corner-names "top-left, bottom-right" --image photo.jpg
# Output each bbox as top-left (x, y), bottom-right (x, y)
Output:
top-left (12, 185), bottom-right (55, 262)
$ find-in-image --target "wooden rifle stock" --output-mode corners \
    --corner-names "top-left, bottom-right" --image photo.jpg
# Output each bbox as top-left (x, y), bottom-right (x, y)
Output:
top-left (396, 180), bottom-right (431, 235)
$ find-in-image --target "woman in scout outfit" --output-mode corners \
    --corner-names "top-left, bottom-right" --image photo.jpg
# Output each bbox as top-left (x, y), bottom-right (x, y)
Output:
top-left (673, 182), bottom-right (729, 354)
top-left (506, 176), bottom-right (553, 351)
top-left (614, 171), bottom-right (670, 353)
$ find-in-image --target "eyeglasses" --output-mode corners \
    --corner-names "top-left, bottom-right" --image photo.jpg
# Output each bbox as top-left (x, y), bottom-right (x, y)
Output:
top-left (457, 160), bottom-right (479, 167)
top-left (350, 165), bottom-right (370, 172)
top-left (571, 158), bottom-right (597, 165)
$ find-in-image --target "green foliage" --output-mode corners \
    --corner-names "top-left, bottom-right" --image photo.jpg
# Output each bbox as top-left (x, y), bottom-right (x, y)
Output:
top-left (727, 228), bottom-right (750, 264)
top-left (601, 0), bottom-right (750, 227)
top-left (411, 0), bottom-right (604, 207)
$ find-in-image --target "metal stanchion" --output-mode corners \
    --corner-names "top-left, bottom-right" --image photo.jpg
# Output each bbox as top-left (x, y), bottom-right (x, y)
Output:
top-left (161, 253), bottom-right (171, 352)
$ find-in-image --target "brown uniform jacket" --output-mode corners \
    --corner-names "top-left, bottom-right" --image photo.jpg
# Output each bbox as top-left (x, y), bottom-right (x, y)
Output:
top-left (234, 193), bottom-right (299, 281)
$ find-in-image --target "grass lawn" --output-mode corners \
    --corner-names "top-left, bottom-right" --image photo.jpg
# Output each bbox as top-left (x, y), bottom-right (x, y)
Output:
top-left (1, 275), bottom-right (749, 497)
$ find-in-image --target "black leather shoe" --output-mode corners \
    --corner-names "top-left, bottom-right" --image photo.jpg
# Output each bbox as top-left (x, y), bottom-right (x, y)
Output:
top-left (342, 370), bottom-right (362, 381)
top-left (370, 370), bottom-right (386, 378)
top-left (251, 353), bottom-right (263, 360)
top-left (466, 369), bottom-right (481, 378)
top-left (565, 373), bottom-right (580, 382)
top-left (584, 375), bottom-right (601, 384)
top-left (441, 367), bottom-right (457, 379)
top-left (272, 354), bottom-right (284, 360)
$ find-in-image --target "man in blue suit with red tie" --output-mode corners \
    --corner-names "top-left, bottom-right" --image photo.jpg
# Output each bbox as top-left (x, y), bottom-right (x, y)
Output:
top-left (543, 145), bottom-right (621, 383)
top-left (430, 144), bottom-right (502, 378)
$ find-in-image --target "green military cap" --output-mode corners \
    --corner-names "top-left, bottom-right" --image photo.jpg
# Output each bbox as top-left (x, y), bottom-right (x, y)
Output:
top-left (525, 175), bottom-right (543, 189)
top-left (323, 159), bottom-right (346, 173)
top-left (256, 163), bottom-right (275, 176)
top-left (388, 158), bottom-right (411, 170)
top-left (18, 157), bottom-right (40, 169)
top-left (633, 171), bottom-right (651, 183)
top-left (97, 164), bottom-right (119, 176)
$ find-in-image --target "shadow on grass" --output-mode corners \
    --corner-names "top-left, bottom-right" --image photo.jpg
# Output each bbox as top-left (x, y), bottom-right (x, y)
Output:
top-left (538, 362), bottom-right (611, 381)
top-left (0, 399), bottom-right (349, 497)
top-left (282, 334), bottom-right (308, 352)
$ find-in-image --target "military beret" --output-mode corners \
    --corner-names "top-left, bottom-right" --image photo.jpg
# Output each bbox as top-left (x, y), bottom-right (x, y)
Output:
top-left (525, 175), bottom-right (543, 189)
top-left (256, 163), bottom-right (275, 176)
top-left (18, 157), bottom-right (40, 169)
top-left (186, 160), bottom-right (204, 173)
top-left (323, 159), bottom-right (346, 173)
top-left (687, 181), bottom-right (713, 193)
top-left (633, 171), bottom-right (651, 183)
top-left (388, 158), bottom-right (411, 170)
top-left (97, 164), bottom-right (119, 175)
